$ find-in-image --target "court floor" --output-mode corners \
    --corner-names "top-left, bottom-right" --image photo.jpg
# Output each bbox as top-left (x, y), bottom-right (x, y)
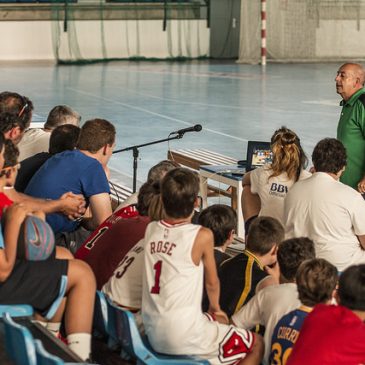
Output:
top-left (0, 60), bottom-right (342, 187)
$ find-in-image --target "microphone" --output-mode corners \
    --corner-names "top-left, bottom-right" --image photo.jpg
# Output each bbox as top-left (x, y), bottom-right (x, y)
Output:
top-left (171, 124), bottom-right (202, 135)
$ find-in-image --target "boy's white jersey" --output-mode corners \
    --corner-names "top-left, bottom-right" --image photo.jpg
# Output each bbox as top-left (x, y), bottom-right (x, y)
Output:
top-left (142, 220), bottom-right (204, 353)
top-left (102, 239), bottom-right (145, 309)
top-left (142, 220), bottom-right (254, 363)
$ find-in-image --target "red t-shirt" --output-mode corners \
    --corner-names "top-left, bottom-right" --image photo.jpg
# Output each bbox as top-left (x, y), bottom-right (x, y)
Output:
top-left (0, 192), bottom-right (13, 217)
top-left (75, 204), bottom-right (150, 289)
top-left (287, 304), bottom-right (365, 365)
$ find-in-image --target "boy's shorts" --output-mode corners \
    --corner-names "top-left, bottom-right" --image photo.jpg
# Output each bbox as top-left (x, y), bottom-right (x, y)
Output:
top-left (0, 258), bottom-right (68, 317)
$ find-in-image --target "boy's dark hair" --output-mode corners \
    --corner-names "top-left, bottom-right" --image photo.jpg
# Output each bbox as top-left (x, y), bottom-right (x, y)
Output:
top-left (0, 113), bottom-right (27, 134)
top-left (338, 264), bottom-right (365, 311)
top-left (44, 105), bottom-right (81, 130)
top-left (49, 125), bottom-right (81, 155)
top-left (77, 119), bottom-right (115, 153)
top-left (0, 92), bottom-right (33, 128)
top-left (277, 237), bottom-right (315, 281)
top-left (246, 216), bottom-right (284, 255)
top-left (3, 140), bottom-right (19, 169)
top-left (198, 204), bottom-right (237, 247)
top-left (312, 138), bottom-right (347, 174)
top-left (296, 258), bottom-right (338, 307)
top-left (147, 160), bottom-right (180, 184)
top-left (161, 168), bottom-right (199, 219)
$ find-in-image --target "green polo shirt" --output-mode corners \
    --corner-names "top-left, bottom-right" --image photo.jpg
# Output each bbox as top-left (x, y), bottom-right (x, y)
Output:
top-left (337, 88), bottom-right (365, 189)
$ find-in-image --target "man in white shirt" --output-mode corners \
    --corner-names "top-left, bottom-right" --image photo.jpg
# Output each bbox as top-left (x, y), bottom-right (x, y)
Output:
top-left (284, 138), bottom-right (365, 272)
top-left (18, 105), bottom-right (80, 161)
top-left (231, 237), bottom-right (315, 365)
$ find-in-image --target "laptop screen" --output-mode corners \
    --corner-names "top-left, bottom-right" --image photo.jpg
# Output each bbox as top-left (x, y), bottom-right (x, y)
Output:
top-left (246, 141), bottom-right (272, 171)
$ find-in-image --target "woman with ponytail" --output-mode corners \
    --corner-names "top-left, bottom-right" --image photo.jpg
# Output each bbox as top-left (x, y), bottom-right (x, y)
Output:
top-left (242, 127), bottom-right (310, 230)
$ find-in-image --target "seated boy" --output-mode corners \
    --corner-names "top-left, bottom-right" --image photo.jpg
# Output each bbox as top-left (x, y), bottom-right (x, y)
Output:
top-left (287, 264), bottom-right (365, 364)
top-left (219, 216), bottom-right (284, 317)
top-left (101, 182), bottom-right (164, 332)
top-left (0, 133), bottom-right (96, 361)
top-left (76, 160), bottom-right (177, 289)
top-left (231, 237), bottom-right (315, 364)
top-left (25, 119), bottom-right (115, 252)
top-left (88, 181), bottom-right (160, 290)
top-left (1, 139), bottom-right (75, 260)
top-left (269, 258), bottom-right (337, 365)
top-left (142, 168), bottom-right (263, 365)
top-left (198, 204), bottom-right (235, 311)
top-left (198, 204), bottom-right (236, 269)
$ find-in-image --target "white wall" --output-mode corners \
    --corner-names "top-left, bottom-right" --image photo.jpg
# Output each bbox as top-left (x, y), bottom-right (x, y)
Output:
top-left (0, 19), bottom-right (210, 61)
top-left (0, 21), bottom-right (55, 60)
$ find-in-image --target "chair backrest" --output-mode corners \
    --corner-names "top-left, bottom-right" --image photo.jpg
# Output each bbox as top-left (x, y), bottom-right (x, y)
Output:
top-left (104, 295), bottom-right (210, 365)
top-left (105, 294), bottom-right (122, 349)
top-left (106, 298), bottom-right (153, 362)
top-left (3, 312), bottom-right (37, 365)
top-left (93, 290), bottom-right (120, 349)
top-left (93, 290), bottom-right (109, 338)
top-left (0, 304), bottom-right (33, 317)
top-left (45, 275), bottom-right (68, 320)
top-left (35, 340), bottom-right (64, 365)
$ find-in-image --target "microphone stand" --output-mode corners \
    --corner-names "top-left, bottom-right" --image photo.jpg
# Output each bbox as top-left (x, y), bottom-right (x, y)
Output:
top-left (112, 132), bottom-right (185, 193)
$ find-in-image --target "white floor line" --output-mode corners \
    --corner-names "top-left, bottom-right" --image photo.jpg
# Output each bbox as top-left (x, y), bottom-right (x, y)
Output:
top-left (68, 87), bottom-right (249, 142)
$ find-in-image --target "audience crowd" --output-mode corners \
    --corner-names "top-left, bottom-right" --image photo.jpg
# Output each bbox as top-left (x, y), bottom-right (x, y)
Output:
top-left (1, 63), bottom-right (365, 365)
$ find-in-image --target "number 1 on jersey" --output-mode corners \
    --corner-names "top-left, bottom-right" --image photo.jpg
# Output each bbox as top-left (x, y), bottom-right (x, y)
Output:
top-left (151, 260), bottom-right (162, 294)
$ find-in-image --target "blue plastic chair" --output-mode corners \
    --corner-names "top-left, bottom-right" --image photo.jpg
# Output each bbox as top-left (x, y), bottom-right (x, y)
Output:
top-left (45, 275), bottom-right (68, 320)
top-left (93, 290), bottom-right (108, 338)
top-left (93, 290), bottom-right (119, 350)
top-left (35, 339), bottom-right (84, 365)
top-left (0, 304), bottom-right (33, 317)
top-left (0, 275), bottom-right (66, 321)
top-left (102, 293), bottom-right (210, 365)
top-left (3, 312), bottom-right (37, 365)
top-left (35, 339), bottom-right (65, 365)
top-left (4, 313), bottom-right (93, 365)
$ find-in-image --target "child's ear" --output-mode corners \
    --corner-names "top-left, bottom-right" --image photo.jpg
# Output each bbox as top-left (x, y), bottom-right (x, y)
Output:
top-left (9, 126), bottom-right (21, 139)
top-left (333, 286), bottom-right (340, 304)
top-left (270, 243), bottom-right (278, 256)
top-left (194, 196), bottom-right (201, 209)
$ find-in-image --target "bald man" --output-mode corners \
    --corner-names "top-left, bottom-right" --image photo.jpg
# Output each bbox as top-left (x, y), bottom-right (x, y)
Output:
top-left (336, 63), bottom-right (365, 191)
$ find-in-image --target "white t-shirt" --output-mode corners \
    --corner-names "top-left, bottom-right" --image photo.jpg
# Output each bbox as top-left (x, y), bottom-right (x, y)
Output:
top-left (18, 129), bottom-right (50, 161)
top-left (250, 166), bottom-right (311, 224)
top-left (232, 283), bottom-right (300, 365)
top-left (284, 172), bottom-right (365, 271)
top-left (102, 238), bottom-right (145, 309)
